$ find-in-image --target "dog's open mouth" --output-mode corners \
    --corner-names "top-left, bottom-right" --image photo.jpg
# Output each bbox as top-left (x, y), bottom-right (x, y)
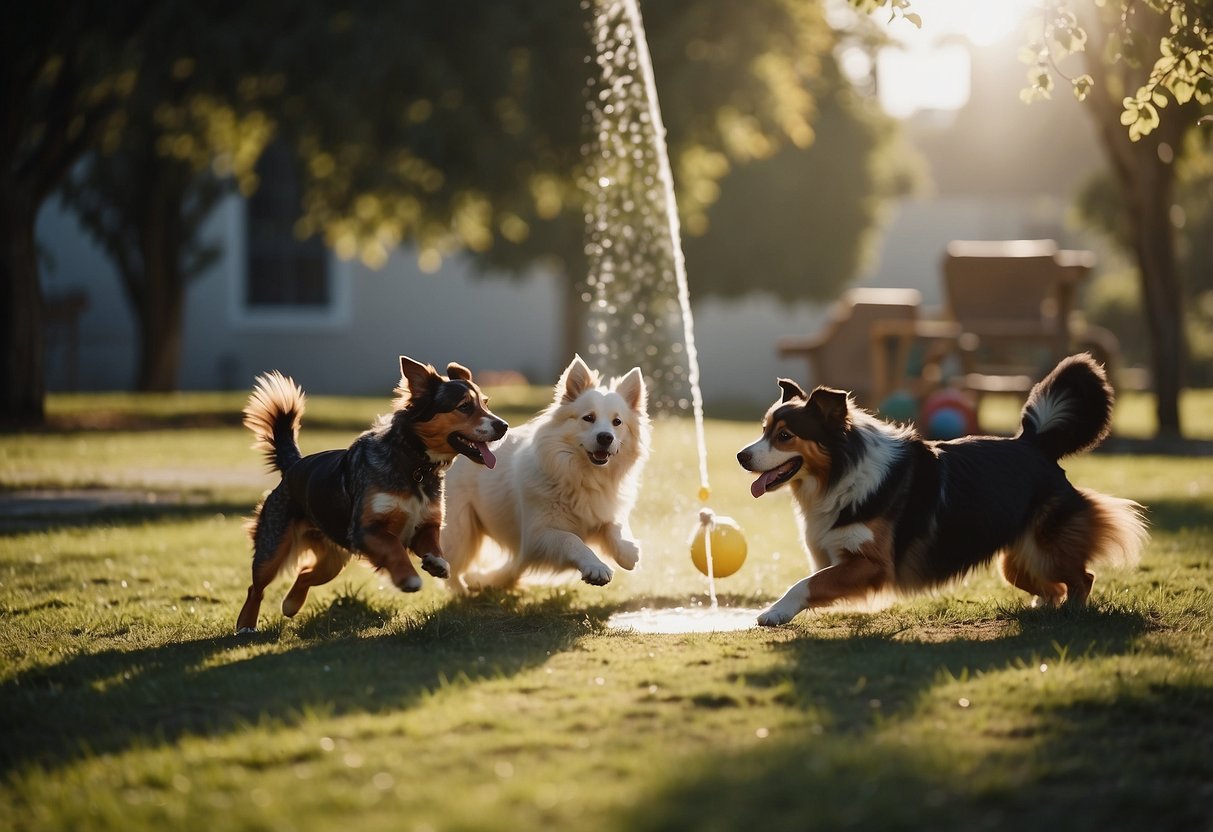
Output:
top-left (450, 433), bottom-right (496, 468)
top-left (587, 449), bottom-right (611, 466)
top-left (750, 458), bottom-right (801, 498)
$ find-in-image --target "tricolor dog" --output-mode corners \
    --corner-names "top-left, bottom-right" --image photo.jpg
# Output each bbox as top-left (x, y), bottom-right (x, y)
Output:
top-left (738, 354), bottom-right (1147, 626)
top-left (236, 357), bottom-right (507, 632)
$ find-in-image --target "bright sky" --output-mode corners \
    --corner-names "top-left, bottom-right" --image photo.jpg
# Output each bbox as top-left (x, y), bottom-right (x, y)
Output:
top-left (859, 0), bottom-right (1037, 119)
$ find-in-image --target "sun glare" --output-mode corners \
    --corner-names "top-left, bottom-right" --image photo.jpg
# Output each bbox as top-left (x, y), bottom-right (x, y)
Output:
top-left (868, 0), bottom-right (1037, 119)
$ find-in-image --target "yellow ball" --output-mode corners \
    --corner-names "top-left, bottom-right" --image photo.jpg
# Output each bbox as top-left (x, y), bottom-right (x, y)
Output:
top-left (689, 515), bottom-right (747, 578)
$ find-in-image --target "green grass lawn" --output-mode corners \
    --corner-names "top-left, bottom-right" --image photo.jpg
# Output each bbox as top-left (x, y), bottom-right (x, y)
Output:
top-left (1, 389), bottom-right (1211, 831)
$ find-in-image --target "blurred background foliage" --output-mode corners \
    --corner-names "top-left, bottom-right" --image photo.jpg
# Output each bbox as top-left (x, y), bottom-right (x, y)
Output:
top-left (20, 0), bottom-right (916, 392)
top-left (8, 0), bottom-right (1209, 430)
top-left (1077, 128), bottom-right (1213, 385)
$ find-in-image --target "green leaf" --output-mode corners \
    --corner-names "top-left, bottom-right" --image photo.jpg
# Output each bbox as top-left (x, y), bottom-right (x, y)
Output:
top-left (1171, 78), bottom-right (1196, 104)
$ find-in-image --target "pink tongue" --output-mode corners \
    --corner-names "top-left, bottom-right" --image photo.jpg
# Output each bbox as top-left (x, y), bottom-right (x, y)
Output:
top-left (476, 442), bottom-right (496, 469)
top-left (751, 469), bottom-right (780, 499)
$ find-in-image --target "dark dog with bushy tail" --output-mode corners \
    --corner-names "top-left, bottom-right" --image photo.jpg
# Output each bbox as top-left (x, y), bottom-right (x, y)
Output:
top-left (738, 353), bottom-right (1148, 626)
top-left (236, 357), bottom-right (507, 632)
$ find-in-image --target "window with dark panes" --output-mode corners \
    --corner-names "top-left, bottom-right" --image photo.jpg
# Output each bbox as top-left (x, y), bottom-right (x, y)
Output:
top-left (245, 142), bottom-right (329, 308)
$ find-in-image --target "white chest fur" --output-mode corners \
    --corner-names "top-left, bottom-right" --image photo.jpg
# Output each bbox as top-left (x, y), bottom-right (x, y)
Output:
top-left (368, 492), bottom-right (427, 540)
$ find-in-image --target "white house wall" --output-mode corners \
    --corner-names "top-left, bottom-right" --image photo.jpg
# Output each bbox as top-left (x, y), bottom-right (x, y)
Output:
top-left (37, 195), bottom-right (564, 396)
top-left (37, 188), bottom-right (1093, 406)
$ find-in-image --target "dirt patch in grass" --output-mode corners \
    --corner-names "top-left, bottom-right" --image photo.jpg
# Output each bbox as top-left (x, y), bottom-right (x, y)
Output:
top-left (892, 619), bottom-right (1017, 643)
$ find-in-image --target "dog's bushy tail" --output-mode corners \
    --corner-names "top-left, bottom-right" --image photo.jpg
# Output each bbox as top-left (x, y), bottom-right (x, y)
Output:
top-left (1018, 353), bottom-right (1114, 461)
top-left (243, 371), bottom-right (306, 473)
top-left (1081, 488), bottom-right (1149, 569)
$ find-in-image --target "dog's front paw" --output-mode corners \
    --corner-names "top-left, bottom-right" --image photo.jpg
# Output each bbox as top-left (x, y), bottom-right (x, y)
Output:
top-left (756, 606), bottom-right (795, 627)
top-left (580, 562), bottom-right (613, 586)
top-left (613, 539), bottom-right (641, 571)
top-left (421, 554), bottom-right (450, 579)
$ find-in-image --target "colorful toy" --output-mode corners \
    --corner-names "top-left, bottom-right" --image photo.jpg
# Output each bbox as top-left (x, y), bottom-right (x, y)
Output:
top-left (919, 388), bottom-right (978, 439)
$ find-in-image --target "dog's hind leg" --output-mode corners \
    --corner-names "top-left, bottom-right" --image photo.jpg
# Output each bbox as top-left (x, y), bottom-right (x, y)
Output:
top-left (282, 535), bottom-right (350, 618)
top-left (464, 555), bottom-right (529, 591)
top-left (440, 504), bottom-right (485, 593)
top-left (237, 487), bottom-right (295, 633)
top-left (1005, 493), bottom-right (1112, 607)
top-left (999, 548), bottom-right (1066, 608)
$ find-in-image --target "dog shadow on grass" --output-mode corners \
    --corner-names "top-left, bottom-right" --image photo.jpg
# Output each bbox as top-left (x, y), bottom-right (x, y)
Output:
top-left (0, 589), bottom-right (611, 776)
top-left (737, 603), bottom-right (1156, 727)
top-left (615, 602), bottom-right (1213, 830)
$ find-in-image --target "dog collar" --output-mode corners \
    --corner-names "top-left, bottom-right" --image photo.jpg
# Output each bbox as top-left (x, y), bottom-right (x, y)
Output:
top-left (412, 459), bottom-right (450, 482)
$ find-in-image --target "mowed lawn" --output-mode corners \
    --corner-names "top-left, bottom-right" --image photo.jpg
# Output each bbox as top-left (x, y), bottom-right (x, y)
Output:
top-left (1, 389), bottom-right (1211, 831)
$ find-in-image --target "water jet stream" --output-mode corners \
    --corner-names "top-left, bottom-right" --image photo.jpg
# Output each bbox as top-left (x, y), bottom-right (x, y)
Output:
top-left (588, 0), bottom-right (756, 630)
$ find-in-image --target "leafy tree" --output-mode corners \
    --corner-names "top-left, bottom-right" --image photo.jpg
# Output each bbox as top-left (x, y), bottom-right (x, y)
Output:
top-left (1025, 0), bottom-right (1210, 436)
top-left (58, 66), bottom-right (272, 392)
top-left (1076, 127), bottom-right (1213, 384)
top-left (446, 1), bottom-right (914, 353)
top-left (48, 0), bottom-right (904, 397)
top-left (4, 1), bottom-right (287, 411)
top-left (57, 4), bottom-right (285, 391)
top-left (2, 1), bottom-right (152, 424)
top-left (681, 76), bottom-right (919, 304)
top-left (861, 0), bottom-right (1211, 436)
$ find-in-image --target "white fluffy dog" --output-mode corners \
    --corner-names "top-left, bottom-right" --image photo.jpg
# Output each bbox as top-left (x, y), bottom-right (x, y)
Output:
top-left (441, 355), bottom-right (650, 591)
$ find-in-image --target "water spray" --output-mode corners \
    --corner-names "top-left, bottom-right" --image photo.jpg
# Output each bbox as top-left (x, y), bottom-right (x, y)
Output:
top-left (615, 0), bottom-right (748, 607)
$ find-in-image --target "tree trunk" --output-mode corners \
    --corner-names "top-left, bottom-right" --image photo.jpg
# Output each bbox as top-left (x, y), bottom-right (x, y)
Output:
top-left (1127, 147), bottom-right (1184, 437)
top-left (1080, 8), bottom-right (1187, 438)
top-left (135, 260), bottom-right (184, 392)
top-left (0, 188), bottom-right (46, 426)
top-left (1089, 118), bottom-right (1187, 438)
top-left (133, 169), bottom-right (187, 392)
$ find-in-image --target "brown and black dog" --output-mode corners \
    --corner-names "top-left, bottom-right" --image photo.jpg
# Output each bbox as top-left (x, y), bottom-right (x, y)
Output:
top-left (236, 357), bottom-right (507, 632)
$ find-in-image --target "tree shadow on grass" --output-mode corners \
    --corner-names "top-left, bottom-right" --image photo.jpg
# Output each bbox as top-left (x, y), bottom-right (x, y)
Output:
top-left (0, 500), bottom-right (255, 536)
top-left (0, 590), bottom-right (609, 776)
top-left (617, 605), bottom-right (1212, 832)
top-left (617, 684), bottom-right (1213, 832)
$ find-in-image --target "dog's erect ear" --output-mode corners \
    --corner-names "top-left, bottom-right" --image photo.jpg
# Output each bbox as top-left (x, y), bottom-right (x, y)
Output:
top-left (446, 362), bottom-right (473, 383)
top-left (614, 367), bottom-right (647, 414)
top-left (399, 356), bottom-right (439, 394)
top-left (557, 354), bottom-right (596, 404)
top-left (807, 387), bottom-right (849, 428)
top-left (778, 378), bottom-right (808, 403)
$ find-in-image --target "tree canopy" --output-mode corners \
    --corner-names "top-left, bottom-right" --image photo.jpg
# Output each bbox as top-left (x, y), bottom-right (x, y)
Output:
top-left (14, 0), bottom-right (915, 409)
